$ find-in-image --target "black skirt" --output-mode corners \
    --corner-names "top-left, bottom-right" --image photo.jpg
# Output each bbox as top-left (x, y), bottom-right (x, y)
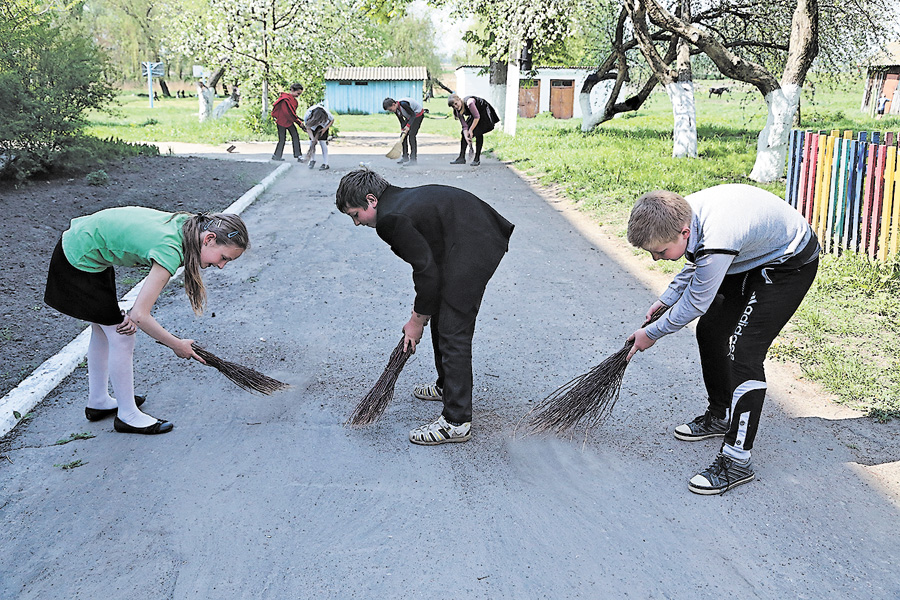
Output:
top-left (44, 238), bottom-right (124, 326)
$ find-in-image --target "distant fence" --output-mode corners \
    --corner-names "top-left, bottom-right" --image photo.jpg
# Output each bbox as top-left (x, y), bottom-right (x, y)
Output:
top-left (785, 129), bottom-right (900, 261)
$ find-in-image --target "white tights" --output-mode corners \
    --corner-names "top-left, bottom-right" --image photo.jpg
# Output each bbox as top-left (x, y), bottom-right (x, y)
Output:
top-left (308, 139), bottom-right (328, 164)
top-left (87, 323), bottom-right (156, 427)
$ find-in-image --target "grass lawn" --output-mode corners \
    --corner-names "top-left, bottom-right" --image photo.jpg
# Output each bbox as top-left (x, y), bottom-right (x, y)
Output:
top-left (85, 79), bottom-right (900, 419)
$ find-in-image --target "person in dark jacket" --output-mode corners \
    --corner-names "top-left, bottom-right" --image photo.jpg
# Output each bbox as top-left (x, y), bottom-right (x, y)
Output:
top-left (271, 83), bottom-right (304, 161)
top-left (448, 93), bottom-right (500, 167)
top-left (336, 168), bottom-right (514, 445)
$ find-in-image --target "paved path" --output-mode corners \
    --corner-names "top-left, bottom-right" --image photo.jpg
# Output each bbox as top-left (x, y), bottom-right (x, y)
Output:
top-left (1, 135), bottom-right (899, 599)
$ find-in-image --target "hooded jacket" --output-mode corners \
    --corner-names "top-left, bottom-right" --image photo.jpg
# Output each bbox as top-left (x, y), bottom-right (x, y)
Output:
top-left (271, 93), bottom-right (300, 127)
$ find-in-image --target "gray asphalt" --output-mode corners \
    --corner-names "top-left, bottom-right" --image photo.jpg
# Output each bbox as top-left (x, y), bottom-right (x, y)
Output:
top-left (1, 134), bottom-right (899, 599)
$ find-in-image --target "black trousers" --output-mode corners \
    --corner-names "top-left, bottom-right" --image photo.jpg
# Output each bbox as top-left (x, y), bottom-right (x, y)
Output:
top-left (698, 250), bottom-right (818, 452)
top-left (429, 299), bottom-right (481, 424)
top-left (274, 124), bottom-right (300, 158)
top-left (401, 114), bottom-right (423, 160)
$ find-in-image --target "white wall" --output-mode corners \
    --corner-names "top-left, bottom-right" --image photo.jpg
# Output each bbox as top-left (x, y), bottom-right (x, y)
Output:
top-left (455, 66), bottom-right (608, 118)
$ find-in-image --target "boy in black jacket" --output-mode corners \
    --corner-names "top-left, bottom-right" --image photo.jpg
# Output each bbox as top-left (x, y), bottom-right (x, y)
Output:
top-left (336, 168), bottom-right (514, 445)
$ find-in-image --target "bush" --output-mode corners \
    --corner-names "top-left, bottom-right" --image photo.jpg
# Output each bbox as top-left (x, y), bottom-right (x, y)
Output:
top-left (0, 1), bottom-right (117, 181)
top-left (85, 170), bottom-right (110, 186)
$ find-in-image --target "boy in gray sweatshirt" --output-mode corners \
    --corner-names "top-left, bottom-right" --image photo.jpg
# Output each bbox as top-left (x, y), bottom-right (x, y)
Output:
top-left (626, 184), bottom-right (819, 494)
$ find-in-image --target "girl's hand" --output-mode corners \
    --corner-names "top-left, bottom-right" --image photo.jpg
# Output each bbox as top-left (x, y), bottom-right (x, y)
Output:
top-left (172, 338), bottom-right (206, 364)
top-left (116, 313), bottom-right (137, 336)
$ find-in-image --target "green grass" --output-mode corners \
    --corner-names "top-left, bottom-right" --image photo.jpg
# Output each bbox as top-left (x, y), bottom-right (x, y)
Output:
top-left (82, 78), bottom-right (900, 419)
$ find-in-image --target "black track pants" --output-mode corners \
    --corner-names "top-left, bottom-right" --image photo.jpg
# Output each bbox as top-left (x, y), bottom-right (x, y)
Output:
top-left (696, 252), bottom-right (818, 451)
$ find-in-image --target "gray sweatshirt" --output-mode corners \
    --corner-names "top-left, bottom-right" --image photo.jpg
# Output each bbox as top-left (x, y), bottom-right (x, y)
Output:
top-left (645, 184), bottom-right (816, 340)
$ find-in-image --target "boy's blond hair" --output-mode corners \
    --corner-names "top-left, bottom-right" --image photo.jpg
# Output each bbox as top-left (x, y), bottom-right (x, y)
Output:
top-left (627, 190), bottom-right (692, 248)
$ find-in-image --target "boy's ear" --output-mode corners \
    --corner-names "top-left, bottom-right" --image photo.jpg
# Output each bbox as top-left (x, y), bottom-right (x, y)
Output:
top-left (365, 193), bottom-right (378, 207)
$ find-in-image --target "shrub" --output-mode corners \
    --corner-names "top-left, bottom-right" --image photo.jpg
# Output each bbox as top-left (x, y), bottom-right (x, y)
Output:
top-left (85, 170), bottom-right (110, 186)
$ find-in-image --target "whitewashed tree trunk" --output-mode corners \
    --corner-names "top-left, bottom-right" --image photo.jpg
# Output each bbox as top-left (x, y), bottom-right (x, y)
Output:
top-left (666, 81), bottom-right (697, 158)
top-left (198, 84), bottom-right (214, 122)
top-left (212, 97), bottom-right (238, 119)
top-left (749, 83), bottom-right (801, 183)
top-left (490, 84), bottom-right (506, 128)
top-left (580, 92), bottom-right (604, 131)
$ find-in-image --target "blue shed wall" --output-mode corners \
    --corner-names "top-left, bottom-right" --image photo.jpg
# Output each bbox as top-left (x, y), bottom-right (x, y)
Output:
top-left (325, 80), bottom-right (423, 114)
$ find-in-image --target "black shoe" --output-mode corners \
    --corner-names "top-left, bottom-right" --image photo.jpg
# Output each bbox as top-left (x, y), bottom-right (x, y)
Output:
top-left (113, 417), bottom-right (173, 435)
top-left (689, 453), bottom-right (755, 495)
top-left (674, 410), bottom-right (729, 441)
top-left (271, 156), bottom-right (285, 161)
top-left (470, 159), bottom-right (480, 166)
top-left (397, 157), bottom-right (409, 164)
top-left (402, 158), bottom-right (417, 166)
top-left (319, 164), bottom-right (330, 170)
top-left (85, 395), bottom-right (146, 422)
top-left (450, 157), bottom-right (466, 164)
top-left (308, 160), bottom-right (316, 169)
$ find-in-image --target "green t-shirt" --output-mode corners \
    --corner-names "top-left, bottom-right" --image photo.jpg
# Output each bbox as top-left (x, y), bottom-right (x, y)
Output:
top-left (62, 207), bottom-right (190, 275)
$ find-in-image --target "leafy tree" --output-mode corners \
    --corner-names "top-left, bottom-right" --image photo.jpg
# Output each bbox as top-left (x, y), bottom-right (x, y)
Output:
top-left (164, 0), bottom-right (379, 123)
top-left (0, 0), bottom-right (117, 179)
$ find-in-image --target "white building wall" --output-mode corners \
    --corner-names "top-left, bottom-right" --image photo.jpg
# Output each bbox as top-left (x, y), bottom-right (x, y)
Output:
top-left (455, 66), bottom-right (608, 118)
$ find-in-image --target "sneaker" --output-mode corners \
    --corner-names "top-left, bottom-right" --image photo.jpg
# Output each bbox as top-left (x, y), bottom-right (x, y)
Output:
top-left (402, 158), bottom-right (417, 166)
top-left (397, 157), bottom-right (410, 164)
top-left (470, 159), bottom-right (480, 166)
top-left (298, 156), bottom-right (306, 163)
top-left (674, 410), bottom-right (728, 441)
top-left (308, 160), bottom-right (316, 169)
top-left (450, 157), bottom-right (466, 165)
top-left (319, 164), bottom-right (330, 170)
top-left (689, 453), bottom-right (755, 495)
top-left (413, 382), bottom-right (443, 401)
top-left (409, 415), bottom-right (471, 445)
top-left (271, 156), bottom-right (285, 161)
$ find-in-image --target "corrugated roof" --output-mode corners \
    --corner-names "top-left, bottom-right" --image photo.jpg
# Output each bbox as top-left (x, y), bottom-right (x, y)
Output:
top-left (325, 67), bottom-right (427, 81)
top-left (868, 41), bottom-right (900, 66)
top-left (455, 65), bottom-right (594, 71)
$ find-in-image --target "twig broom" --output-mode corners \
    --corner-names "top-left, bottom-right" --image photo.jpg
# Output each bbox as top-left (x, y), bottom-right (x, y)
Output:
top-left (385, 131), bottom-right (409, 159)
top-left (346, 337), bottom-right (412, 427)
top-left (519, 305), bottom-right (668, 438)
top-left (191, 342), bottom-right (291, 395)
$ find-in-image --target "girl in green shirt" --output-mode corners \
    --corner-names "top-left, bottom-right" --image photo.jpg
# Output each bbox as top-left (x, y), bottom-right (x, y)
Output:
top-left (45, 207), bottom-right (250, 435)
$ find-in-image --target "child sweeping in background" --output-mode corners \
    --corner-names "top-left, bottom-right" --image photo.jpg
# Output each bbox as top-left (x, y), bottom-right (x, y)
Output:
top-left (301, 103), bottom-right (335, 170)
top-left (447, 93), bottom-right (500, 167)
top-left (44, 208), bottom-right (250, 435)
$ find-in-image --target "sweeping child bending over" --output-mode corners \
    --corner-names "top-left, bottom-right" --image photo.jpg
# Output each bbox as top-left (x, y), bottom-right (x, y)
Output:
top-left (336, 168), bottom-right (514, 445)
top-left (626, 185), bottom-right (819, 494)
top-left (44, 208), bottom-right (249, 435)
top-left (301, 102), bottom-right (335, 170)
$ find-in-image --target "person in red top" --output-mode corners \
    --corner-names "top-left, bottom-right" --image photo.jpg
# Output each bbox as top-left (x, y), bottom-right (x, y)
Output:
top-left (271, 83), bottom-right (305, 162)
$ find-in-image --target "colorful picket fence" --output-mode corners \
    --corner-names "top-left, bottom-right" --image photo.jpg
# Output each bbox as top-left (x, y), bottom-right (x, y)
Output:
top-left (785, 129), bottom-right (900, 261)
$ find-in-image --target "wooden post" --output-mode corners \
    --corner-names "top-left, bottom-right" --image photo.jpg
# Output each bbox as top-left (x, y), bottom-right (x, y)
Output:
top-left (868, 143), bottom-right (888, 259)
top-left (850, 133), bottom-right (868, 252)
top-left (786, 130), bottom-right (802, 208)
top-left (860, 138), bottom-right (878, 253)
top-left (878, 145), bottom-right (896, 261)
top-left (825, 135), bottom-right (843, 254)
top-left (890, 150), bottom-right (900, 259)
top-left (798, 131), bottom-right (813, 216)
top-left (812, 133), bottom-right (829, 232)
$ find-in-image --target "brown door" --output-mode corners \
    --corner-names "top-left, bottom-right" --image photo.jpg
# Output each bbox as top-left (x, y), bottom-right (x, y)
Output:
top-left (518, 80), bottom-right (540, 118)
top-left (550, 79), bottom-right (574, 119)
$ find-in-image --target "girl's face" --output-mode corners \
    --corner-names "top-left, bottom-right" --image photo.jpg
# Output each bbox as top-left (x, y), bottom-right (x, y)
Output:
top-left (200, 234), bottom-right (244, 269)
top-left (452, 99), bottom-right (463, 111)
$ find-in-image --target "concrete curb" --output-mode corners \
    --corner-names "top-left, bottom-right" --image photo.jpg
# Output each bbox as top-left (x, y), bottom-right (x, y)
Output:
top-left (0, 162), bottom-right (293, 438)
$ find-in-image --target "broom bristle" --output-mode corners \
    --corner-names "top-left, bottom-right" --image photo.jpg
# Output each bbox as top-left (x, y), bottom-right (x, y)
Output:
top-left (192, 343), bottom-right (291, 395)
top-left (346, 338), bottom-right (411, 427)
top-left (521, 306), bottom-right (668, 437)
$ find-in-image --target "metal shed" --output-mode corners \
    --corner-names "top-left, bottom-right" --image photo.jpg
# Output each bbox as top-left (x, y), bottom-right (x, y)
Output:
top-left (325, 67), bottom-right (427, 115)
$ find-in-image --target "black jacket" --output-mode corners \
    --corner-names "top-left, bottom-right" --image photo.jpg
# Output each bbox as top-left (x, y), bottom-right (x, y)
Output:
top-left (375, 185), bottom-right (514, 314)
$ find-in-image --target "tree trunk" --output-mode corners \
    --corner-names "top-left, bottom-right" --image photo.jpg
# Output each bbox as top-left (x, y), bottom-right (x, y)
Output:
top-left (489, 60), bottom-right (507, 126)
top-left (159, 78), bottom-right (172, 98)
top-left (503, 48), bottom-right (520, 136)
top-left (670, 0), bottom-right (697, 158)
top-left (197, 82), bottom-right (214, 122)
top-left (749, 84), bottom-right (801, 182)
